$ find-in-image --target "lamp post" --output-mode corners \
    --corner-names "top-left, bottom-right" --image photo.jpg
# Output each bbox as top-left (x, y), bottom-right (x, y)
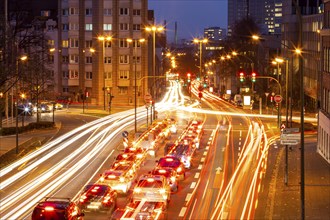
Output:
top-left (146, 25), bottom-right (164, 121)
top-left (127, 38), bottom-right (145, 133)
top-left (16, 55), bottom-right (27, 154)
top-left (97, 36), bottom-right (112, 110)
top-left (193, 38), bottom-right (208, 79)
top-left (145, 25), bottom-right (164, 100)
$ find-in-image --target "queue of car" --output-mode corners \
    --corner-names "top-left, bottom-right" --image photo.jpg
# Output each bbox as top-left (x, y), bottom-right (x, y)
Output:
top-left (31, 117), bottom-right (204, 220)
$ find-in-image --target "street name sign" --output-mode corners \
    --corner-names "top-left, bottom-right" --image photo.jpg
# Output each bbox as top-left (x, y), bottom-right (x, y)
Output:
top-left (281, 140), bottom-right (299, 145)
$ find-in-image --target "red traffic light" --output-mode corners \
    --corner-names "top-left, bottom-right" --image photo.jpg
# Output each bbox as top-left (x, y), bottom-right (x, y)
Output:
top-left (251, 72), bottom-right (256, 77)
top-left (239, 72), bottom-right (244, 77)
top-left (187, 73), bottom-right (191, 77)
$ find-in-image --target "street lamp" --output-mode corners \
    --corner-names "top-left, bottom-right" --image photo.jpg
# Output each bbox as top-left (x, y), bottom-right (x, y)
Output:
top-left (97, 36), bottom-right (112, 110)
top-left (145, 25), bottom-right (164, 120)
top-left (193, 38), bottom-right (208, 79)
top-left (127, 38), bottom-right (145, 133)
top-left (16, 55), bottom-right (27, 154)
top-left (145, 25), bottom-right (164, 100)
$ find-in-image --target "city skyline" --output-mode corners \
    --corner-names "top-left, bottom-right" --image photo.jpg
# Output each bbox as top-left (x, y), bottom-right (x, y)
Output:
top-left (148, 0), bottom-right (228, 41)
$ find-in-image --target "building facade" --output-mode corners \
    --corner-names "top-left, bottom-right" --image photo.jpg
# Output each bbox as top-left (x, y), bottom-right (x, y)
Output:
top-left (228, 0), bottom-right (282, 36)
top-left (52, 0), bottom-right (150, 107)
top-left (281, 0), bottom-right (323, 112)
top-left (319, 0), bottom-right (330, 163)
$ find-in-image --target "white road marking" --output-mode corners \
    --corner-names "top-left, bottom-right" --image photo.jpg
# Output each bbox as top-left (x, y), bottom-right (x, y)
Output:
top-left (203, 151), bottom-right (207, 156)
top-left (201, 157), bottom-right (205, 162)
top-left (194, 172), bottom-right (200, 178)
top-left (179, 207), bottom-right (187, 217)
top-left (190, 182), bottom-right (196, 189)
top-left (198, 165), bottom-right (203, 170)
top-left (185, 193), bottom-right (192, 202)
top-left (206, 146), bottom-right (209, 150)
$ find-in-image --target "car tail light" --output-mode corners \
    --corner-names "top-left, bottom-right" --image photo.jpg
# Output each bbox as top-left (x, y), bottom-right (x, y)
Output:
top-left (119, 177), bottom-right (125, 182)
top-left (170, 176), bottom-right (176, 183)
top-left (44, 206), bottom-right (54, 211)
top-left (103, 196), bottom-right (111, 203)
top-left (99, 176), bottom-right (105, 182)
top-left (177, 167), bottom-right (182, 173)
top-left (134, 188), bottom-right (141, 193)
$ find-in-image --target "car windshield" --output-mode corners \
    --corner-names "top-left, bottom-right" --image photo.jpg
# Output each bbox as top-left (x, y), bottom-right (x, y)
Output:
top-left (104, 171), bottom-right (123, 179)
top-left (152, 169), bottom-right (172, 178)
top-left (84, 184), bottom-right (108, 196)
top-left (137, 179), bottom-right (163, 188)
top-left (158, 157), bottom-right (181, 167)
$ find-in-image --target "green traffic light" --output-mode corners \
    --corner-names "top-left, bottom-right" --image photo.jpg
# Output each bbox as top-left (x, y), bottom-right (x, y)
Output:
top-left (203, 83), bottom-right (207, 88)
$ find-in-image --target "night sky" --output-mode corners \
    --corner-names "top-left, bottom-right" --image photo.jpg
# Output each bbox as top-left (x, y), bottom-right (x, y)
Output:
top-left (148, 0), bottom-right (228, 42)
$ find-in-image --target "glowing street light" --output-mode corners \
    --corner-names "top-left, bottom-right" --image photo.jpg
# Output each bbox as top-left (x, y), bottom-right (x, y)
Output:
top-left (97, 36), bottom-right (112, 110)
top-left (127, 38), bottom-right (145, 133)
top-left (193, 38), bottom-right (208, 79)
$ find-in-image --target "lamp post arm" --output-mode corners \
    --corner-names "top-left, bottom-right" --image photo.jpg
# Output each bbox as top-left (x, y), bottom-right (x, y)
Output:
top-left (257, 76), bottom-right (282, 96)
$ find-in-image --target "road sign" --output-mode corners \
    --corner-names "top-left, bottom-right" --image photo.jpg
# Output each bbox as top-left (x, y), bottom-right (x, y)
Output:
top-left (282, 128), bottom-right (299, 134)
top-left (144, 93), bottom-right (152, 102)
top-left (281, 140), bottom-right (299, 145)
top-left (274, 95), bottom-right (282, 103)
top-left (281, 133), bottom-right (300, 140)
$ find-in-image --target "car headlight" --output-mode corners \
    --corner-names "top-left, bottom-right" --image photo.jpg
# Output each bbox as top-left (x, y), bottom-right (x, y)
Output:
top-left (99, 177), bottom-right (105, 182)
top-left (159, 189), bottom-right (166, 194)
top-left (177, 167), bottom-right (182, 173)
top-left (119, 177), bottom-right (125, 182)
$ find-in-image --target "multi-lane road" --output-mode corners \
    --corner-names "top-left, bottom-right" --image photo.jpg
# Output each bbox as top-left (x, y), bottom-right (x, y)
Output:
top-left (0, 80), bottom-right (316, 219)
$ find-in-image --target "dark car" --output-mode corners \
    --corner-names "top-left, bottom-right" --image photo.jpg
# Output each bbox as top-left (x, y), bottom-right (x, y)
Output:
top-left (168, 143), bottom-right (195, 169)
top-left (156, 156), bottom-right (185, 180)
top-left (78, 183), bottom-right (117, 213)
top-left (31, 197), bottom-right (84, 220)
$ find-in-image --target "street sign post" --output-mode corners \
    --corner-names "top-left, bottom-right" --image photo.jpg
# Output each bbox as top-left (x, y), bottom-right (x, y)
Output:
top-left (144, 93), bottom-right (152, 103)
top-left (274, 95), bottom-right (282, 103)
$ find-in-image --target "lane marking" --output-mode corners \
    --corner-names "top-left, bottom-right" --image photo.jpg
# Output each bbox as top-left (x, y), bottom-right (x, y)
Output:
top-left (198, 165), bottom-right (203, 170)
top-left (185, 193), bottom-right (192, 202)
top-left (194, 172), bottom-right (200, 178)
top-left (190, 182), bottom-right (196, 189)
top-left (201, 157), bottom-right (205, 162)
top-left (203, 152), bottom-right (207, 156)
top-left (179, 207), bottom-right (187, 217)
top-left (206, 146), bottom-right (209, 150)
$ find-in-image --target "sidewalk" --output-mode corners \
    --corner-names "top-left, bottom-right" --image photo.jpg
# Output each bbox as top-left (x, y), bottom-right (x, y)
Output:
top-left (270, 138), bottom-right (330, 219)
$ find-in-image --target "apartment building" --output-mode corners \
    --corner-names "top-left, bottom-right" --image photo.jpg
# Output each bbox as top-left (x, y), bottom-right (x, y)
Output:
top-left (53, 0), bottom-right (149, 107)
top-left (319, 0), bottom-right (330, 163)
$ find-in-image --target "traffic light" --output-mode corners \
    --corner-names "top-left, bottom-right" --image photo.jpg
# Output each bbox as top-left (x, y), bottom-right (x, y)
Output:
top-left (187, 73), bottom-right (191, 82)
top-left (198, 92), bottom-right (203, 99)
top-left (239, 72), bottom-right (245, 82)
top-left (203, 82), bottom-right (207, 88)
top-left (251, 72), bottom-right (256, 82)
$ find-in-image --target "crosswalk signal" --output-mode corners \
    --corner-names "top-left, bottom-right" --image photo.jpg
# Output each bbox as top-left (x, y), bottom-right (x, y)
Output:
top-left (239, 72), bottom-right (245, 82)
top-left (251, 72), bottom-right (256, 82)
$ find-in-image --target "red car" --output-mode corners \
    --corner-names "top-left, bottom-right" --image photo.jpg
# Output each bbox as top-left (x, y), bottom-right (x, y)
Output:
top-left (32, 197), bottom-right (84, 220)
top-left (156, 156), bottom-right (185, 180)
